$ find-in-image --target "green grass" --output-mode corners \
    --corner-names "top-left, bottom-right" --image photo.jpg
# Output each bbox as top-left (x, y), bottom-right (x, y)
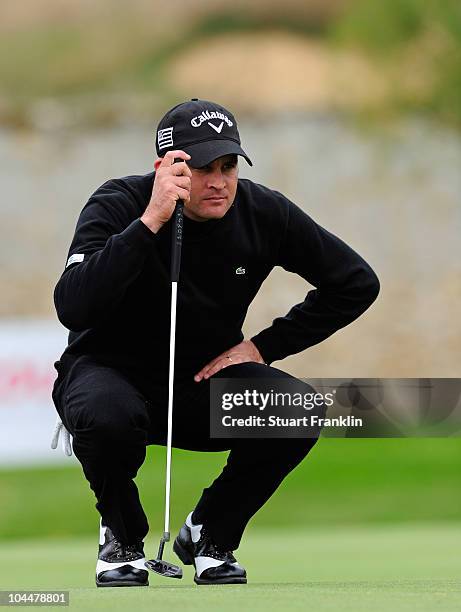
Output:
top-left (0, 10), bottom-right (326, 106)
top-left (330, 0), bottom-right (461, 125)
top-left (1, 439), bottom-right (460, 541)
top-left (2, 439), bottom-right (460, 609)
top-left (2, 1), bottom-right (461, 127)
top-left (1, 524), bottom-right (460, 611)
top-left (332, 0), bottom-right (461, 52)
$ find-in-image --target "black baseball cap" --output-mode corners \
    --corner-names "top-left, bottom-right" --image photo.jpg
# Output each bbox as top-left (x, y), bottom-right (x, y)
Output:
top-left (155, 98), bottom-right (252, 168)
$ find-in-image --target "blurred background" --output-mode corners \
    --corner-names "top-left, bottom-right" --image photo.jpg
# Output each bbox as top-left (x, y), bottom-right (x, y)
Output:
top-left (0, 0), bottom-right (460, 592)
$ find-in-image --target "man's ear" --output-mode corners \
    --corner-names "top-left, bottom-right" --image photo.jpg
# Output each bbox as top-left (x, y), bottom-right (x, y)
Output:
top-left (154, 158), bottom-right (163, 171)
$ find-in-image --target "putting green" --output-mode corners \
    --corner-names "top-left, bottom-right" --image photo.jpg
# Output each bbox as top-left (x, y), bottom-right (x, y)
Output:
top-left (2, 439), bottom-right (461, 541)
top-left (1, 524), bottom-right (460, 611)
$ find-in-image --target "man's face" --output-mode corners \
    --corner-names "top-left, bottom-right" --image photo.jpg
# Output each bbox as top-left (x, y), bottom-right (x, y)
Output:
top-left (185, 154), bottom-right (239, 222)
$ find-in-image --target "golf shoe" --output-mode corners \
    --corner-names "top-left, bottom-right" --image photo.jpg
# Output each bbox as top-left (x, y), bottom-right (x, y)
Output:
top-left (96, 520), bottom-right (148, 587)
top-left (173, 512), bottom-right (247, 585)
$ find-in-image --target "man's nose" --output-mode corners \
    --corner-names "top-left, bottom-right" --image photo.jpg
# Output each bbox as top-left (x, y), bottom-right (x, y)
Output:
top-left (207, 169), bottom-right (226, 189)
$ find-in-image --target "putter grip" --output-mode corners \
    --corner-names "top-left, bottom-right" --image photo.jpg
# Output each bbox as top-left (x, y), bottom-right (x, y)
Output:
top-left (171, 200), bottom-right (183, 281)
top-left (171, 157), bottom-right (185, 282)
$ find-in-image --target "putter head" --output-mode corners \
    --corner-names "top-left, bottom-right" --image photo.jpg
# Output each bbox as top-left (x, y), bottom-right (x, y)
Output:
top-left (145, 558), bottom-right (183, 579)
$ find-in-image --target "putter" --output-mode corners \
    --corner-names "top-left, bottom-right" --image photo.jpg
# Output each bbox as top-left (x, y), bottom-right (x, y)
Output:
top-left (145, 191), bottom-right (184, 580)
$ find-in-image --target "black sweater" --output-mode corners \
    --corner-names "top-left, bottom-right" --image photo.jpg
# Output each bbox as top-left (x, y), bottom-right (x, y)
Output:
top-left (54, 172), bottom-right (380, 381)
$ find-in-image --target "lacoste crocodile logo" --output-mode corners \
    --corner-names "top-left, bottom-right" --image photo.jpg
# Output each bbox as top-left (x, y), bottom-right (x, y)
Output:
top-left (235, 267), bottom-right (246, 275)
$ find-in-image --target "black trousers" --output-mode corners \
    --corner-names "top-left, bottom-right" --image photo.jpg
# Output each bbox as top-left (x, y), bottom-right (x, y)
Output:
top-left (52, 356), bottom-right (320, 551)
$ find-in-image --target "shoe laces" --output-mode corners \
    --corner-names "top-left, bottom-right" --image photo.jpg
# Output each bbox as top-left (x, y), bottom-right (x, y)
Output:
top-left (113, 539), bottom-right (140, 560)
top-left (200, 527), bottom-right (236, 562)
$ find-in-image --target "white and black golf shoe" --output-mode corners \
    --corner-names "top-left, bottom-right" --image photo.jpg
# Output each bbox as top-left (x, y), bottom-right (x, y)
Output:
top-left (96, 521), bottom-right (149, 587)
top-left (173, 512), bottom-right (247, 585)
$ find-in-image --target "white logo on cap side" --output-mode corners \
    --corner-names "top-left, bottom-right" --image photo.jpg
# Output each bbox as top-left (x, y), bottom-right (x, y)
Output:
top-left (158, 127), bottom-right (174, 150)
top-left (208, 121), bottom-right (224, 134)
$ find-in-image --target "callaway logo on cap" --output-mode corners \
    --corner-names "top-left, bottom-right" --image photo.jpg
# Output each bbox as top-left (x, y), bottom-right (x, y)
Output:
top-left (155, 98), bottom-right (252, 168)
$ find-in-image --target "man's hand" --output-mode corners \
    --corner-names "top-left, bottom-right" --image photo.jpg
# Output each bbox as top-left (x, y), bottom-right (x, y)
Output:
top-left (141, 150), bottom-right (192, 233)
top-left (194, 340), bottom-right (265, 382)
